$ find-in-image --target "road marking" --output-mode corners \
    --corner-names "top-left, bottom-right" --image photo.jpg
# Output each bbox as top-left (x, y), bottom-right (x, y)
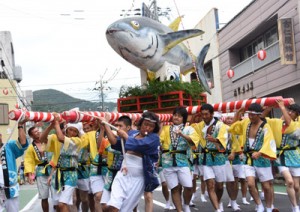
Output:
top-left (20, 193), bottom-right (38, 212)
top-left (141, 196), bottom-right (165, 208)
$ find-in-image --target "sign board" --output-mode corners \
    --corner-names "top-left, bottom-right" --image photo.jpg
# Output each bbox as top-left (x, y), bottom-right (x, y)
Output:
top-left (278, 18), bottom-right (296, 64)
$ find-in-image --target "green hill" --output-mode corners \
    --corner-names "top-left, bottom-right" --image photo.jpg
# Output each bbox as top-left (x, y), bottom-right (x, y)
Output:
top-left (31, 89), bottom-right (117, 112)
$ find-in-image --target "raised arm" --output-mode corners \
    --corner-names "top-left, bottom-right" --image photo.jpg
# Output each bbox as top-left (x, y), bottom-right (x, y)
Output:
top-left (40, 122), bottom-right (55, 143)
top-left (276, 99), bottom-right (292, 126)
top-left (18, 116), bottom-right (29, 146)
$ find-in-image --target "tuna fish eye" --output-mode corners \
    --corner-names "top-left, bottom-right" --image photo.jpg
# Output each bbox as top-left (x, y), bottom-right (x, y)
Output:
top-left (130, 20), bottom-right (140, 30)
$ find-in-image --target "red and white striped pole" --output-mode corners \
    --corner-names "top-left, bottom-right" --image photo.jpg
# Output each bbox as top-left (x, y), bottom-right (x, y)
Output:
top-left (8, 110), bottom-right (63, 122)
top-left (186, 96), bottom-right (293, 114)
top-left (8, 96), bottom-right (294, 122)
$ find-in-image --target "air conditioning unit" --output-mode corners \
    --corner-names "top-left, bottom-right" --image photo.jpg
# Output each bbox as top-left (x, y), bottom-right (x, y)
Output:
top-left (13, 65), bottom-right (22, 82)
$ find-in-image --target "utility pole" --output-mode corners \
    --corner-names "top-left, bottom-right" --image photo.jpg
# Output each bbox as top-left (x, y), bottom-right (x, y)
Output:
top-left (94, 68), bottom-right (120, 111)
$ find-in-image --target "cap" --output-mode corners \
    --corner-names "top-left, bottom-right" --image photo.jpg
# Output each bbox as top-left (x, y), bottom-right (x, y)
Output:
top-left (66, 122), bottom-right (83, 136)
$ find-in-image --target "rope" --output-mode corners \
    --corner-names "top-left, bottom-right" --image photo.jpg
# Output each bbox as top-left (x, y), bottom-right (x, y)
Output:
top-left (172, 0), bottom-right (198, 78)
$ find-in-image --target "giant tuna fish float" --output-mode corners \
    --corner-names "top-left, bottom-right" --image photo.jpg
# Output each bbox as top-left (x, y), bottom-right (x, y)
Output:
top-left (106, 16), bottom-right (211, 94)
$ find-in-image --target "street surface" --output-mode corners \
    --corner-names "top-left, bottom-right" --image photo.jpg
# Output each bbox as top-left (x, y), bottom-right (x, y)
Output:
top-left (19, 182), bottom-right (290, 212)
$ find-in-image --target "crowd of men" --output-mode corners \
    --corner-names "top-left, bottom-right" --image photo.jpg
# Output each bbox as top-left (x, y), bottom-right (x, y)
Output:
top-left (1, 98), bottom-right (300, 212)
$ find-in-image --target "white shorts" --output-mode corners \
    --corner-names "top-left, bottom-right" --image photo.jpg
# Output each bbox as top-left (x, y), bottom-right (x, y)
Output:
top-left (159, 170), bottom-right (166, 183)
top-left (90, 175), bottom-right (105, 194)
top-left (107, 154), bottom-right (144, 212)
top-left (100, 189), bottom-right (111, 204)
top-left (50, 186), bottom-right (58, 206)
top-left (224, 161), bottom-right (235, 182)
top-left (0, 194), bottom-right (20, 212)
top-left (232, 164), bottom-right (246, 179)
top-left (163, 167), bottom-right (193, 189)
top-left (36, 176), bottom-right (51, 199)
top-left (77, 178), bottom-right (90, 191)
top-left (278, 166), bottom-right (300, 177)
top-left (244, 165), bottom-right (273, 182)
top-left (193, 165), bottom-right (204, 176)
top-left (53, 185), bottom-right (75, 205)
top-left (203, 165), bottom-right (227, 182)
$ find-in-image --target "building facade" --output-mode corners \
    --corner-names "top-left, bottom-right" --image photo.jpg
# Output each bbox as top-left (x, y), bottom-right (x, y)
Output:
top-left (218, 0), bottom-right (300, 105)
top-left (187, 8), bottom-right (223, 104)
top-left (0, 31), bottom-right (31, 142)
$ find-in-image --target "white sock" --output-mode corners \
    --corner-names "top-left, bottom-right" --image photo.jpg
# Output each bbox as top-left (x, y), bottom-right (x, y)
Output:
top-left (293, 206), bottom-right (300, 212)
top-left (230, 200), bottom-right (239, 210)
top-left (183, 204), bottom-right (191, 212)
top-left (219, 202), bottom-right (224, 212)
top-left (257, 203), bottom-right (264, 212)
top-left (266, 208), bottom-right (272, 212)
top-left (165, 200), bottom-right (170, 208)
top-left (191, 193), bottom-right (195, 201)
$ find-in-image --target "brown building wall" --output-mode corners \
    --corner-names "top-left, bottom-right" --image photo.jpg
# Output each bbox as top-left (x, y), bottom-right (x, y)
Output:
top-left (218, 0), bottom-right (300, 102)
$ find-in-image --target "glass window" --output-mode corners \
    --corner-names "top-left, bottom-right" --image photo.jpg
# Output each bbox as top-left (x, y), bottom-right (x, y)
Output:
top-left (265, 27), bottom-right (278, 47)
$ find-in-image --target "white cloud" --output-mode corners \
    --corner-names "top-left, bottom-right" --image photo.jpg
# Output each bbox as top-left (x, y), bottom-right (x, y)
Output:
top-left (0, 0), bottom-right (252, 102)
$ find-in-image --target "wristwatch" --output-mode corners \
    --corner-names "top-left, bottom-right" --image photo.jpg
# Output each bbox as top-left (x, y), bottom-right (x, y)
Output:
top-left (18, 125), bottom-right (24, 129)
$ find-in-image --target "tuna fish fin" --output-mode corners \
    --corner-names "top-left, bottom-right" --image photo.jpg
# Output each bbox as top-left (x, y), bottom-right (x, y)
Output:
top-left (161, 29), bottom-right (204, 55)
top-left (147, 70), bottom-right (156, 81)
top-left (168, 15), bottom-right (184, 31)
top-left (196, 44), bottom-right (211, 94)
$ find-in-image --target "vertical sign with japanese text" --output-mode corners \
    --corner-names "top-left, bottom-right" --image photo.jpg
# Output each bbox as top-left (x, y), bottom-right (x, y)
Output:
top-left (278, 18), bottom-right (296, 64)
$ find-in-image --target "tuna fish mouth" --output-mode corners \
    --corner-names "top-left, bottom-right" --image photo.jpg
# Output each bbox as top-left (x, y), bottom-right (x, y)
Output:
top-left (106, 29), bottom-right (121, 35)
top-left (118, 34), bottom-right (159, 60)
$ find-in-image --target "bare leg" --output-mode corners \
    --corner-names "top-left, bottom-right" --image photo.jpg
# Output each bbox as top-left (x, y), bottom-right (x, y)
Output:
top-left (94, 192), bottom-right (103, 212)
top-left (247, 176), bottom-right (262, 205)
top-left (294, 176), bottom-right (300, 205)
top-left (89, 193), bottom-right (96, 212)
top-left (215, 182), bottom-right (224, 203)
top-left (206, 179), bottom-right (219, 210)
top-left (162, 182), bottom-right (169, 201)
top-left (58, 203), bottom-right (70, 212)
top-left (261, 180), bottom-right (272, 208)
top-left (171, 185), bottom-right (183, 212)
top-left (144, 192), bottom-right (153, 212)
top-left (79, 190), bottom-right (89, 212)
top-left (107, 206), bottom-right (119, 212)
top-left (40, 198), bottom-right (49, 212)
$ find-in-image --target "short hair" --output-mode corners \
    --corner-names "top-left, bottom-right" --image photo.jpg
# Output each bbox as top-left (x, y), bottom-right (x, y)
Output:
top-left (137, 111), bottom-right (160, 133)
top-left (118, 115), bottom-right (132, 127)
top-left (288, 104), bottom-right (300, 114)
top-left (248, 103), bottom-right (263, 113)
top-left (173, 107), bottom-right (188, 125)
top-left (28, 126), bottom-right (37, 136)
top-left (200, 104), bottom-right (214, 114)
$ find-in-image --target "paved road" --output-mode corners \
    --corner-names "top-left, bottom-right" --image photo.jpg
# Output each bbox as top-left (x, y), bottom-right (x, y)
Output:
top-left (20, 183), bottom-right (290, 212)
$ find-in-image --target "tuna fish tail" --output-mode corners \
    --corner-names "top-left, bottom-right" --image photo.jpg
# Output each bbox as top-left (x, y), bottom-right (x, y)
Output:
top-left (196, 44), bottom-right (211, 94)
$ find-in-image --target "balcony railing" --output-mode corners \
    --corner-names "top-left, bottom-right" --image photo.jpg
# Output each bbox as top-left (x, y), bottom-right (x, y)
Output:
top-left (232, 41), bottom-right (280, 81)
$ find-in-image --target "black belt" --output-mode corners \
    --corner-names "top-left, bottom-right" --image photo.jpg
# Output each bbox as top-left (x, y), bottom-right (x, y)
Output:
top-left (107, 168), bottom-right (119, 191)
top-left (55, 167), bottom-right (77, 190)
top-left (38, 162), bottom-right (50, 176)
top-left (277, 147), bottom-right (297, 166)
top-left (202, 149), bottom-right (225, 165)
top-left (91, 162), bottom-right (107, 175)
top-left (162, 150), bottom-right (186, 167)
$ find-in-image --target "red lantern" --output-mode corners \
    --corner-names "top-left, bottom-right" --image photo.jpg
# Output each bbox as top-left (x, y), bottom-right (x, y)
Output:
top-left (226, 69), bottom-right (234, 79)
top-left (257, 49), bottom-right (267, 60)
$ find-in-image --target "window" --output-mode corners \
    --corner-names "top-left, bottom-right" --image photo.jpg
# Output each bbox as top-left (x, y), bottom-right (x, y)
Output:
top-left (0, 104), bottom-right (9, 125)
top-left (240, 26), bottom-right (278, 61)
